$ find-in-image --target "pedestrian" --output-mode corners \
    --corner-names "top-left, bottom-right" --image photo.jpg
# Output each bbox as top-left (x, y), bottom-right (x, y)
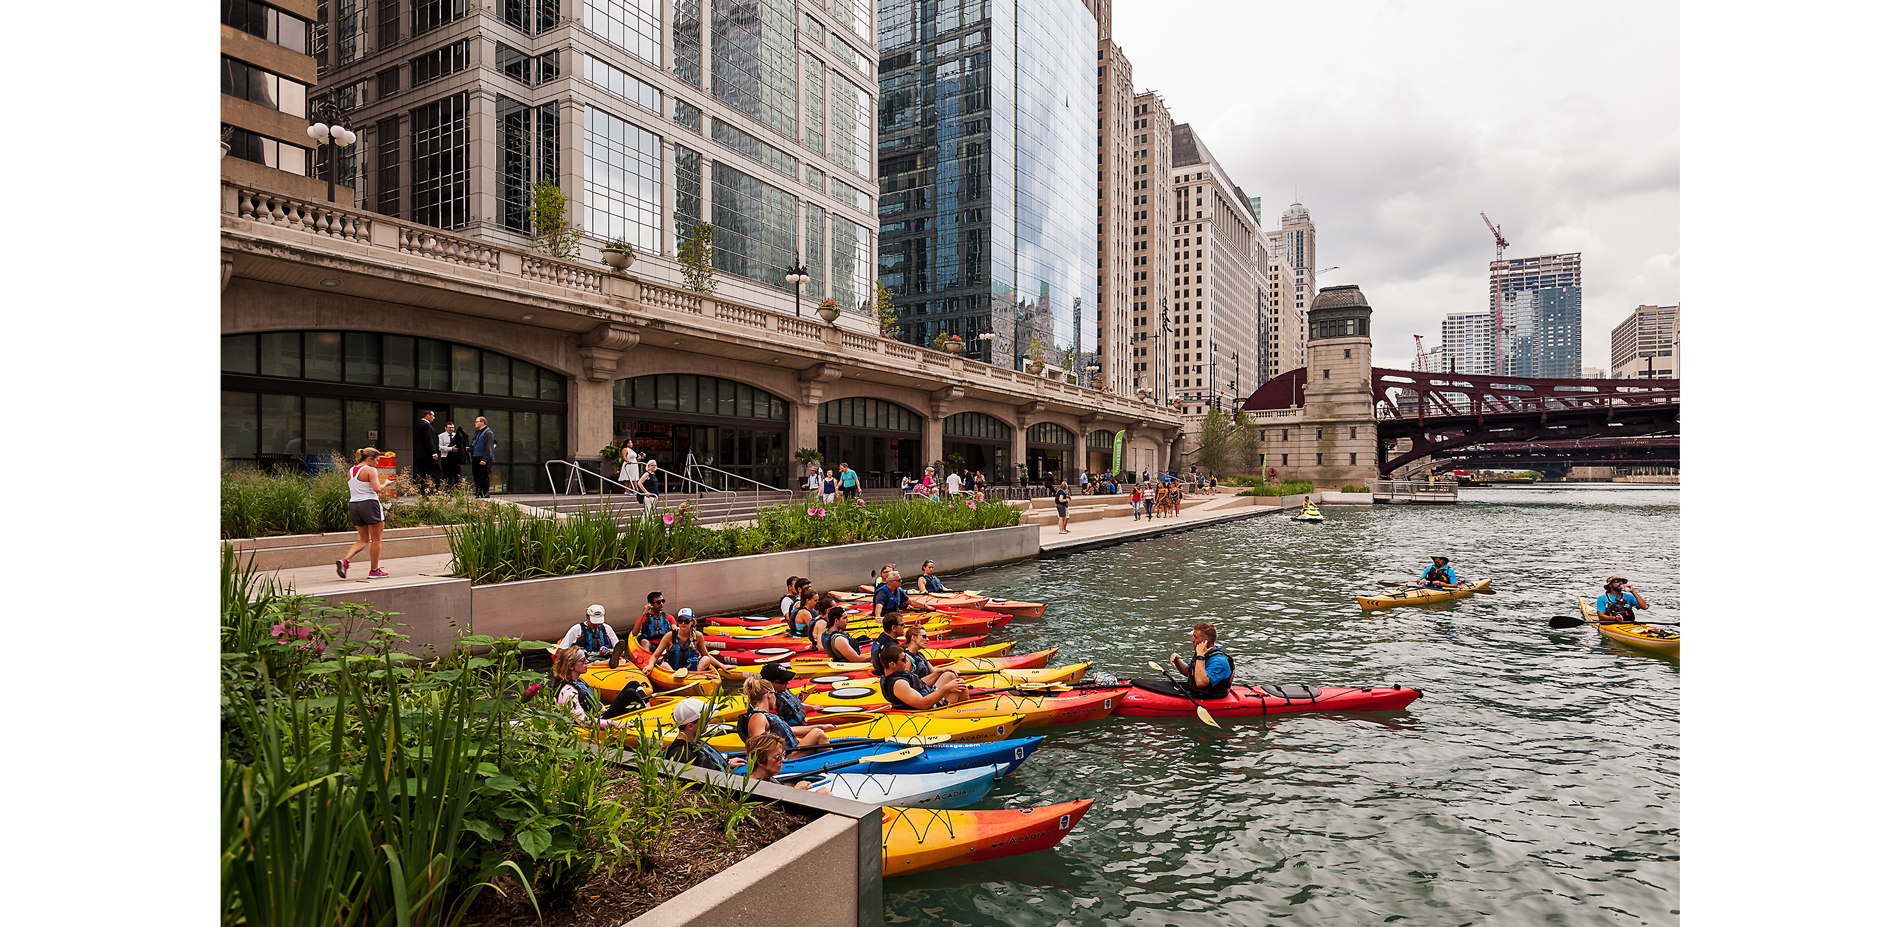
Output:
top-left (822, 469), bottom-right (838, 504)
top-left (840, 462), bottom-right (859, 501)
top-left (636, 460), bottom-right (660, 516)
top-left (616, 437), bottom-right (641, 493)
top-left (921, 467), bottom-right (938, 500)
top-left (1055, 481), bottom-right (1072, 534)
top-left (469, 416), bottom-right (496, 496)
top-left (972, 470), bottom-right (986, 499)
top-left (1143, 481), bottom-right (1157, 520)
top-left (337, 447), bottom-right (393, 579)
top-left (1129, 483), bottom-right (1143, 519)
top-left (413, 409), bottom-right (442, 492)
top-left (437, 422), bottom-right (469, 489)
top-left (946, 468), bottom-right (963, 497)
top-left (806, 466), bottom-right (822, 495)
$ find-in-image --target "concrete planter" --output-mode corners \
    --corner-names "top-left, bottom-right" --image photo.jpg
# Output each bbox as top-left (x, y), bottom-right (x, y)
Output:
top-left (601, 247), bottom-right (634, 270)
top-left (817, 304), bottom-right (842, 322)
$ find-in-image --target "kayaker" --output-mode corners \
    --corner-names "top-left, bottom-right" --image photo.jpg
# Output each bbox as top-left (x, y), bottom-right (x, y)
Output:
top-left (874, 570), bottom-right (915, 616)
top-left (664, 698), bottom-right (744, 772)
top-left (875, 643), bottom-right (969, 709)
top-left (779, 575), bottom-right (804, 618)
top-left (1167, 622), bottom-right (1235, 698)
top-left (761, 662), bottom-right (838, 741)
top-left (547, 646), bottom-right (645, 727)
top-left (872, 612), bottom-right (905, 652)
top-left (741, 675), bottom-right (829, 751)
top-left (811, 605), bottom-right (871, 663)
top-left (902, 623), bottom-right (964, 692)
top-left (1596, 576), bottom-right (1649, 620)
top-left (557, 603), bottom-right (619, 660)
top-left (652, 610), bottom-right (732, 674)
top-left (1418, 554), bottom-right (1458, 589)
top-left (634, 591), bottom-right (674, 650)
top-left (917, 560), bottom-right (950, 595)
top-left (745, 733), bottom-right (832, 793)
top-left (789, 587), bottom-right (823, 639)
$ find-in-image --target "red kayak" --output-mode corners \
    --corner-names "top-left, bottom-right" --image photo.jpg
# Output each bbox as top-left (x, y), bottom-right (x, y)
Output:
top-left (1113, 679), bottom-right (1422, 718)
top-left (836, 605), bottom-right (1012, 635)
top-left (713, 633), bottom-right (989, 659)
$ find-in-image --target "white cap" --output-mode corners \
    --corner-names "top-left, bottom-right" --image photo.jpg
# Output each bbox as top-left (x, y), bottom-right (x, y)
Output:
top-left (672, 698), bottom-right (706, 725)
top-left (586, 604), bottom-right (606, 625)
top-left (677, 607), bottom-right (696, 620)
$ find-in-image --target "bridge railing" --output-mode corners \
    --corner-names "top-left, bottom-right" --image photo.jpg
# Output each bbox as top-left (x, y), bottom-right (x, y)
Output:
top-left (1372, 480), bottom-right (1460, 503)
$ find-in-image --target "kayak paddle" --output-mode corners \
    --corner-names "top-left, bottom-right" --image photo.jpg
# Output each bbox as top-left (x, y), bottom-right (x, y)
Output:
top-left (1548, 615), bottom-right (1680, 629)
top-left (1148, 661), bottom-right (1219, 728)
top-left (719, 733), bottom-right (950, 757)
top-left (777, 745), bottom-right (925, 780)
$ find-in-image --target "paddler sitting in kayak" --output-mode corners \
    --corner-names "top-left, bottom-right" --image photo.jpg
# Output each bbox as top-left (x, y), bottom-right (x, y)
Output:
top-left (901, 623), bottom-right (964, 693)
top-left (745, 733), bottom-right (832, 793)
top-left (741, 675), bottom-right (830, 751)
top-left (917, 559), bottom-right (950, 595)
top-left (651, 609), bottom-right (733, 675)
top-left (1418, 553), bottom-right (1458, 589)
top-left (664, 698), bottom-right (745, 772)
top-left (1167, 622), bottom-right (1235, 699)
top-left (874, 569), bottom-right (922, 616)
top-left (1596, 576), bottom-right (1649, 621)
top-left (875, 643), bottom-right (970, 708)
top-left (810, 604), bottom-right (873, 663)
top-left (761, 661), bottom-right (837, 740)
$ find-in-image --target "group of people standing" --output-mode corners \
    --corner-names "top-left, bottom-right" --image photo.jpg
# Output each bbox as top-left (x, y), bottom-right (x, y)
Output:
top-left (612, 439), bottom-right (663, 513)
top-left (899, 466), bottom-right (985, 501)
top-left (804, 463), bottom-right (861, 503)
top-left (411, 409), bottom-right (496, 496)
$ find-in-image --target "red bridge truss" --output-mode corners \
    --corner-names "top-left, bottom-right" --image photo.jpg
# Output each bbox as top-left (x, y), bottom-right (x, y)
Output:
top-left (1369, 368), bottom-right (1679, 474)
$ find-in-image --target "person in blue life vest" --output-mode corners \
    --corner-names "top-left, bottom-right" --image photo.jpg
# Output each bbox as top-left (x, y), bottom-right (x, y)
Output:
top-left (761, 662), bottom-right (838, 742)
top-left (1419, 553), bottom-right (1458, 588)
top-left (810, 605), bottom-right (871, 663)
top-left (651, 610), bottom-right (732, 674)
top-left (875, 643), bottom-right (969, 709)
top-left (1168, 621), bottom-right (1234, 699)
top-left (873, 569), bottom-right (915, 616)
top-left (1596, 576), bottom-right (1650, 621)
top-left (664, 698), bottom-right (744, 772)
top-left (634, 590), bottom-right (674, 651)
top-left (916, 559), bottom-right (950, 595)
top-left (558, 604), bottom-right (619, 659)
top-left (740, 675), bottom-right (829, 752)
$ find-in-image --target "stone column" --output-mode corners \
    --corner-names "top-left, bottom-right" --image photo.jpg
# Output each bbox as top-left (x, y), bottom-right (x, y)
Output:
top-left (925, 386), bottom-right (963, 474)
top-left (794, 363), bottom-right (842, 485)
top-left (1011, 400), bottom-right (1042, 485)
top-left (569, 323), bottom-right (642, 472)
top-left (1075, 411), bottom-right (1103, 483)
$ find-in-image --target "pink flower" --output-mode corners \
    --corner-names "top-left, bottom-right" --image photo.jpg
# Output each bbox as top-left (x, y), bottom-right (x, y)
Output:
top-left (815, 507), bottom-right (827, 517)
top-left (807, 507), bottom-right (818, 516)
top-left (854, 498), bottom-right (866, 506)
top-left (966, 500), bottom-right (977, 509)
top-left (663, 513), bottom-right (675, 526)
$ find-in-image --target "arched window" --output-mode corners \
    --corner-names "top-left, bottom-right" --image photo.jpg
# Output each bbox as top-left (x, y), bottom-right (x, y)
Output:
top-left (945, 411), bottom-right (1010, 441)
top-left (1026, 422), bottom-right (1075, 446)
top-left (818, 397), bottom-right (921, 431)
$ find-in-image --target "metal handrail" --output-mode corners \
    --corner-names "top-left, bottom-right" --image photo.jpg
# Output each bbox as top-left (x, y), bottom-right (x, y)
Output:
top-left (655, 468), bottom-right (737, 498)
top-left (544, 459), bottom-right (637, 497)
top-left (686, 462), bottom-right (792, 496)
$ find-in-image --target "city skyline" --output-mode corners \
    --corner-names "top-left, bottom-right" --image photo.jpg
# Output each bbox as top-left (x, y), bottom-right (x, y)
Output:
top-left (1113, 0), bottom-right (1679, 372)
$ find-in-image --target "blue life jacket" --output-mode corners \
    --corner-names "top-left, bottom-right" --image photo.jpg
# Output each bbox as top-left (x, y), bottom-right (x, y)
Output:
top-left (923, 574), bottom-right (947, 593)
top-left (638, 611), bottom-right (673, 644)
top-left (790, 607), bottom-right (814, 638)
top-left (774, 688), bottom-right (808, 726)
top-left (578, 624), bottom-right (610, 653)
top-left (744, 708), bottom-right (798, 752)
top-left (664, 634), bottom-right (696, 670)
top-left (1186, 645), bottom-right (1235, 699)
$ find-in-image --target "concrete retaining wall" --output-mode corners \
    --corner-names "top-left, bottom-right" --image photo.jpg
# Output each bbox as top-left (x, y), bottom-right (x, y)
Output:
top-left (311, 524), bottom-right (1039, 647)
top-left (228, 526), bottom-right (452, 571)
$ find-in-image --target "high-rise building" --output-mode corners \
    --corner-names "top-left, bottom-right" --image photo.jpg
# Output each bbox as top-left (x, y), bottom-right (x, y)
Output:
top-left (222, 0), bottom-right (338, 202)
top-left (1131, 90), bottom-right (1174, 403)
top-left (1488, 251), bottom-right (1582, 377)
top-left (1441, 311), bottom-right (1493, 376)
top-left (1259, 200), bottom-right (1315, 381)
top-left (1086, 0), bottom-right (1136, 395)
top-left (1611, 304), bottom-right (1680, 378)
top-left (296, 0), bottom-right (881, 318)
top-left (876, 0), bottom-right (1098, 373)
top-left (1167, 122), bottom-right (1262, 416)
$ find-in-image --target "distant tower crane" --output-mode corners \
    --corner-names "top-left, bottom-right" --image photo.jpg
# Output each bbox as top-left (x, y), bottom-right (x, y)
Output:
top-left (1414, 334), bottom-right (1430, 371)
top-left (1481, 212), bottom-right (1510, 376)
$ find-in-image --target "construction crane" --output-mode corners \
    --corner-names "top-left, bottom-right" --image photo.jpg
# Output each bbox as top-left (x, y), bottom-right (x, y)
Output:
top-left (1316, 266), bottom-right (1339, 275)
top-left (1414, 334), bottom-right (1431, 371)
top-left (1481, 212), bottom-right (1510, 376)
top-left (1480, 212), bottom-right (1509, 265)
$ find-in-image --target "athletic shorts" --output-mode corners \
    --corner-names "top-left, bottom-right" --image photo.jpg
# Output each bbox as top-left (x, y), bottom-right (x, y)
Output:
top-left (349, 499), bottom-right (385, 526)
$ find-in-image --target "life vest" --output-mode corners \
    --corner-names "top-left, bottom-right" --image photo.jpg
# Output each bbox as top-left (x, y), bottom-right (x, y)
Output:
top-left (823, 627), bottom-right (857, 660)
top-left (879, 669), bottom-right (938, 709)
top-left (923, 574), bottom-right (947, 593)
top-left (577, 624), bottom-right (610, 653)
top-left (559, 679), bottom-right (600, 717)
top-left (744, 708), bottom-right (798, 752)
top-left (1184, 646), bottom-right (1234, 699)
top-left (666, 735), bottom-right (726, 772)
top-left (790, 607), bottom-right (814, 638)
top-left (774, 688), bottom-right (808, 726)
top-left (1602, 594), bottom-right (1638, 620)
top-left (663, 633), bottom-right (696, 670)
top-left (1424, 565), bottom-right (1453, 585)
top-left (637, 610), bottom-right (673, 644)
top-left (780, 594), bottom-right (798, 617)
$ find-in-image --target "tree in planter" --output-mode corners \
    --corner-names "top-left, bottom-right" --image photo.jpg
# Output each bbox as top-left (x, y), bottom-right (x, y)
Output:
top-left (875, 282), bottom-right (899, 337)
top-left (1192, 407), bottom-right (1258, 482)
top-left (1061, 346), bottom-right (1078, 376)
top-left (676, 222), bottom-right (719, 294)
top-left (529, 178), bottom-right (582, 258)
top-left (1026, 335), bottom-right (1047, 370)
top-left (930, 331), bottom-right (952, 352)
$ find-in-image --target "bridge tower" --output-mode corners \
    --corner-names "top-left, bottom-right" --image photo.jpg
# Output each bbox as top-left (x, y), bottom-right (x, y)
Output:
top-left (1289, 286), bottom-right (1380, 488)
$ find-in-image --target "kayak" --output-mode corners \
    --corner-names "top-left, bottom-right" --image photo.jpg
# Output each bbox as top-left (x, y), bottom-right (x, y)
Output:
top-left (978, 599), bottom-right (1047, 619)
top-left (882, 799), bottom-right (1093, 876)
top-left (766, 736), bottom-right (1046, 780)
top-left (710, 634), bottom-right (989, 659)
top-left (844, 588), bottom-right (993, 610)
top-left (641, 663), bottom-right (722, 697)
top-left (702, 711), bottom-right (1027, 750)
top-left (794, 662), bottom-right (1092, 694)
top-left (579, 663), bottom-right (650, 699)
top-left (805, 762), bottom-right (1006, 809)
top-left (834, 606), bottom-right (1013, 635)
top-left (1354, 578), bottom-right (1492, 609)
top-left (705, 616), bottom-right (961, 639)
top-left (1113, 679), bottom-right (1422, 717)
top-left (803, 685), bottom-right (1126, 729)
top-left (785, 648), bottom-right (1060, 686)
top-left (1576, 596), bottom-right (1679, 657)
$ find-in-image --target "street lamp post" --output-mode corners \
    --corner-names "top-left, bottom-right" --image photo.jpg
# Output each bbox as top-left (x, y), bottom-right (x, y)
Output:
top-left (305, 99), bottom-right (358, 204)
top-left (784, 256), bottom-right (811, 317)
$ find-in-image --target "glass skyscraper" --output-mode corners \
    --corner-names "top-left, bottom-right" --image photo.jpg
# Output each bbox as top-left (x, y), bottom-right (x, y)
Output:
top-left (1488, 251), bottom-right (1582, 378)
top-left (875, 0), bottom-right (1098, 369)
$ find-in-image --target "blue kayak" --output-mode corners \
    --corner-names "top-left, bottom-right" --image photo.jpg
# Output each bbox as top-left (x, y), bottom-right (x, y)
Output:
top-left (748, 735), bottom-right (1045, 779)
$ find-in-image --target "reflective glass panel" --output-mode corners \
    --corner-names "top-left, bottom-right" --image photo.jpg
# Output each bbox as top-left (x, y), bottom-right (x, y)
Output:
top-left (512, 357), bottom-right (536, 398)
top-left (382, 335), bottom-right (416, 386)
top-left (305, 331), bottom-right (343, 381)
top-left (344, 332), bottom-right (381, 383)
top-left (222, 334), bottom-right (258, 374)
top-left (711, 0), bottom-right (796, 139)
top-left (260, 393), bottom-right (303, 455)
top-left (583, 107), bottom-right (663, 254)
top-left (483, 351), bottom-right (511, 396)
top-left (222, 391), bottom-right (259, 458)
top-left (708, 161), bottom-right (796, 289)
top-left (305, 396), bottom-right (345, 455)
top-left (448, 343), bottom-right (478, 393)
top-left (584, 0), bottom-right (660, 66)
top-left (261, 332), bottom-right (301, 378)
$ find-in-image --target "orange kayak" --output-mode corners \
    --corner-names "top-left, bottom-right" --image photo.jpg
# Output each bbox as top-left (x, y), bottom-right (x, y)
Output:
top-left (882, 800), bottom-right (1094, 876)
top-left (805, 685), bottom-right (1127, 729)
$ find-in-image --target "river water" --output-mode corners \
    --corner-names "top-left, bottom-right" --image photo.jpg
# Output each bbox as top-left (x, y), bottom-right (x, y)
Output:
top-left (884, 485), bottom-right (1680, 926)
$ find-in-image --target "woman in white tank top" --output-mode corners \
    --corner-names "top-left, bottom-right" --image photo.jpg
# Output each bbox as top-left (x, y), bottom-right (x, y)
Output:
top-left (338, 447), bottom-right (393, 579)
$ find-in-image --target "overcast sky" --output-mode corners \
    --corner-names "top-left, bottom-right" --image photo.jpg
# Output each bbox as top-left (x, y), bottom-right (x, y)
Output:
top-left (1112, 0), bottom-right (1680, 371)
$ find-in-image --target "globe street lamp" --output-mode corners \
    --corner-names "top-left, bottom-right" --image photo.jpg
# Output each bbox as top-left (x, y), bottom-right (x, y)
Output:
top-left (784, 257), bottom-right (812, 317)
top-left (305, 103), bottom-right (357, 204)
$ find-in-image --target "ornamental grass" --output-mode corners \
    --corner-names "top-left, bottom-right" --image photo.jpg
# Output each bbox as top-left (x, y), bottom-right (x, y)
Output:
top-left (221, 458), bottom-right (507, 539)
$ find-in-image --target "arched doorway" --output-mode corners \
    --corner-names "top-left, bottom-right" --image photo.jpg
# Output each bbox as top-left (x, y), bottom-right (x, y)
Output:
top-left (944, 411), bottom-right (1010, 486)
top-left (818, 397), bottom-right (921, 488)
top-left (1086, 429), bottom-right (1119, 477)
top-left (1025, 422), bottom-right (1075, 485)
top-left (614, 374), bottom-right (790, 488)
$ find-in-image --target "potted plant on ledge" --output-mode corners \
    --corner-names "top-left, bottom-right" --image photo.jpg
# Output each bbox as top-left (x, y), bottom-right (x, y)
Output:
top-left (600, 240), bottom-right (634, 270)
top-left (817, 298), bottom-right (841, 323)
top-left (944, 333), bottom-right (965, 354)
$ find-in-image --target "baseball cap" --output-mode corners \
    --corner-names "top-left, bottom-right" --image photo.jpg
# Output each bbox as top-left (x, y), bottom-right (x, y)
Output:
top-left (586, 604), bottom-right (606, 624)
top-left (761, 662), bottom-right (796, 684)
top-left (672, 698), bottom-right (706, 725)
top-left (677, 607), bottom-right (696, 620)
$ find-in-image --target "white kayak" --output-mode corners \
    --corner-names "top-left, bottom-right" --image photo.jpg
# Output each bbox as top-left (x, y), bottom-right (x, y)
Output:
top-left (802, 762), bottom-right (1005, 809)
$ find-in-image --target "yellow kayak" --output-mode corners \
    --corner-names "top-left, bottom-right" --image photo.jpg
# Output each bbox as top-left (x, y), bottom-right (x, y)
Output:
top-left (579, 663), bottom-right (650, 699)
top-left (802, 686), bottom-right (1127, 729)
top-left (1355, 578), bottom-right (1492, 609)
top-left (1576, 596), bottom-right (1679, 657)
top-left (702, 710), bottom-right (1027, 750)
top-left (641, 662), bottom-right (722, 697)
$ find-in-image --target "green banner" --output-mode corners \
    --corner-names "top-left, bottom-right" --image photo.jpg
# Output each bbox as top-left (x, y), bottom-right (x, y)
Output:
top-left (1111, 430), bottom-right (1126, 474)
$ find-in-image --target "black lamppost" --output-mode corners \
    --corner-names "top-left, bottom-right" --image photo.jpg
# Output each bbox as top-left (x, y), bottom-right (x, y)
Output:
top-left (305, 98), bottom-right (357, 204)
top-left (784, 256), bottom-right (811, 316)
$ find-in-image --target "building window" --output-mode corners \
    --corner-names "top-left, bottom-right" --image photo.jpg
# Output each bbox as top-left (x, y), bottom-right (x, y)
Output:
top-left (1281, 454), bottom-right (1288, 466)
top-left (706, 160), bottom-right (796, 288)
top-left (830, 0), bottom-right (871, 41)
top-left (710, 116), bottom-right (799, 178)
top-left (1322, 369), bottom-right (1329, 379)
top-left (674, 145), bottom-right (703, 241)
top-left (1344, 348), bottom-right (1352, 359)
top-left (673, 0), bottom-right (701, 84)
top-left (584, 0), bottom-right (661, 64)
top-left (802, 52), bottom-right (826, 152)
top-left (222, 0), bottom-right (310, 54)
top-left (410, 40), bottom-right (470, 87)
top-left (712, 0), bottom-right (796, 139)
top-left (334, 0), bottom-right (370, 65)
top-left (222, 125), bottom-right (310, 175)
top-left (1349, 453), bottom-right (1357, 465)
top-left (501, 43), bottom-right (563, 87)
top-left (220, 56), bottom-right (309, 118)
top-left (411, 93), bottom-right (470, 230)
top-left (805, 206), bottom-right (826, 297)
top-left (412, 0), bottom-right (468, 36)
top-left (496, 97), bottom-right (559, 234)
top-left (583, 54), bottom-right (659, 112)
top-left (374, 116), bottom-right (399, 216)
top-left (1315, 428), bottom-right (1323, 440)
top-left (828, 68), bottom-right (871, 178)
top-left (1349, 427), bottom-right (1357, 439)
top-left (830, 211), bottom-right (871, 308)
top-left (583, 107), bottom-right (664, 254)
top-left (829, 30), bottom-right (872, 77)
top-left (500, 0), bottom-right (559, 35)
top-left (675, 99), bottom-right (702, 132)
top-left (1316, 453), bottom-right (1323, 466)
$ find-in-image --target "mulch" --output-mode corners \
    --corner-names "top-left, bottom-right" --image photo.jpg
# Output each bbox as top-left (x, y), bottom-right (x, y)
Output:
top-left (461, 774), bottom-right (816, 927)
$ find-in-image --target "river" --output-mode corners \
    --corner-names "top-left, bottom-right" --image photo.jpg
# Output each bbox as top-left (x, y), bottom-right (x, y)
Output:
top-left (884, 485), bottom-right (1680, 926)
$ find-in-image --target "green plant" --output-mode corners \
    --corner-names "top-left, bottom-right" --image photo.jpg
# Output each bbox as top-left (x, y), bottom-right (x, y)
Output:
top-left (875, 281), bottom-right (899, 337)
top-left (677, 221), bottom-right (719, 294)
top-left (1191, 407), bottom-right (1257, 481)
top-left (1061, 345), bottom-right (1077, 372)
top-left (529, 178), bottom-right (581, 258)
top-left (1027, 335), bottom-right (1046, 368)
top-left (1340, 484), bottom-right (1371, 493)
top-left (602, 239), bottom-right (633, 254)
top-left (794, 447), bottom-right (824, 465)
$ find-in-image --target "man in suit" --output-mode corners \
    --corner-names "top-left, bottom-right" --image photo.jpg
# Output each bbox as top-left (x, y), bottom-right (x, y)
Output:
top-left (470, 415), bottom-right (496, 496)
top-left (414, 410), bottom-right (442, 492)
top-left (438, 422), bottom-right (470, 489)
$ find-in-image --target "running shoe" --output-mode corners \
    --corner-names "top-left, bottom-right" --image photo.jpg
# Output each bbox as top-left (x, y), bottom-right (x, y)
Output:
top-left (336, 559), bottom-right (348, 579)
top-left (368, 569), bottom-right (390, 578)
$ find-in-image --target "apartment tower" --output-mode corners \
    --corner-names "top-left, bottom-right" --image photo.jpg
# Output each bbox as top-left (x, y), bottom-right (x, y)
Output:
top-left (1085, 0), bottom-right (1136, 395)
top-left (1610, 304), bottom-right (1680, 378)
top-left (1167, 122), bottom-right (1263, 416)
top-left (1131, 90), bottom-right (1174, 403)
top-left (222, 0), bottom-right (340, 202)
top-left (1489, 251), bottom-right (1582, 377)
top-left (1259, 200), bottom-right (1315, 380)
